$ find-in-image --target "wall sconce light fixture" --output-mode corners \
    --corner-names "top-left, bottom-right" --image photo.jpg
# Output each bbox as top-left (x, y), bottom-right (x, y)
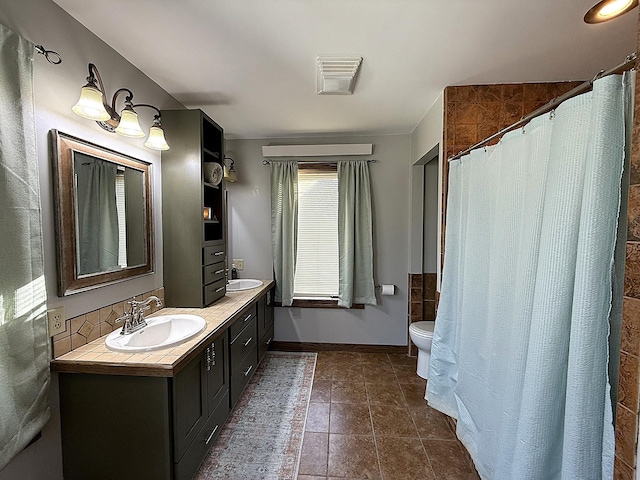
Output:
top-left (224, 156), bottom-right (238, 183)
top-left (584, 0), bottom-right (638, 23)
top-left (72, 63), bottom-right (170, 150)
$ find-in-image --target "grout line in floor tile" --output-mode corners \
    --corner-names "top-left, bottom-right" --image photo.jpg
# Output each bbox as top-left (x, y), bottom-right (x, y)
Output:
top-left (367, 401), bottom-right (385, 480)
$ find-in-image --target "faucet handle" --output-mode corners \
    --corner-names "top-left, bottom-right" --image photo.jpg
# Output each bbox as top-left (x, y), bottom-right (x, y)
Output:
top-left (114, 312), bottom-right (131, 324)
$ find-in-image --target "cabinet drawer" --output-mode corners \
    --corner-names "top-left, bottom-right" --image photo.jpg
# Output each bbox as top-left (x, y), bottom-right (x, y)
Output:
top-left (230, 345), bottom-right (257, 407)
top-left (203, 261), bottom-right (226, 285)
top-left (204, 278), bottom-right (226, 306)
top-left (258, 325), bottom-right (274, 364)
top-left (203, 246), bottom-right (225, 266)
top-left (174, 389), bottom-right (229, 480)
top-left (229, 304), bottom-right (256, 341)
top-left (230, 317), bottom-right (256, 365)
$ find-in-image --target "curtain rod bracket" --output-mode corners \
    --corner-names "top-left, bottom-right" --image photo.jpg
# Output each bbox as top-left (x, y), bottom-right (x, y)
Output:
top-left (34, 45), bottom-right (62, 64)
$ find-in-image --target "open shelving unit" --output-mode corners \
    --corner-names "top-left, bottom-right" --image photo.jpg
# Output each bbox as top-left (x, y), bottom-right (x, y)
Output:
top-left (161, 109), bottom-right (227, 307)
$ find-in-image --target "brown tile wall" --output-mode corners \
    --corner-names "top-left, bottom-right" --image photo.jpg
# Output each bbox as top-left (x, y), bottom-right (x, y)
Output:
top-left (441, 81), bottom-right (582, 272)
top-left (616, 11), bottom-right (640, 476)
top-left (51, 287), bottom-right (165, 358)
top-left (407, 273), bottom-right (437, 356)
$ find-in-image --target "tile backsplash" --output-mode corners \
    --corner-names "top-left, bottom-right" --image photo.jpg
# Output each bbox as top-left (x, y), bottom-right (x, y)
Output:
top-left (51, 287), bottom-right (164, 359)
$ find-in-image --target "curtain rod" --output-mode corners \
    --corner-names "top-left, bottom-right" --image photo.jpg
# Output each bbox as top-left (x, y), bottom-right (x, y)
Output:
top-left (448, 52), bottom-right (637, 163)
top-left (262, 159), bottom-right (377, 165)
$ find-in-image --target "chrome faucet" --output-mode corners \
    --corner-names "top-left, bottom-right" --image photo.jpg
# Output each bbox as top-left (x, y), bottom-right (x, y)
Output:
top-left (115, 296), bottom-right (162, 335)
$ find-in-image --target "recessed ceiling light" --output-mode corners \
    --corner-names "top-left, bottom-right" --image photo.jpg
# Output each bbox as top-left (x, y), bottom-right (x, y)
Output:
top-left (584, 0), bottom-right (638, 23)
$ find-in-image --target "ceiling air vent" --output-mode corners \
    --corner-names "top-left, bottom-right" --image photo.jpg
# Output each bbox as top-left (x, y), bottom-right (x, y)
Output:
top-left (316, 56), bottom-right (363, 95)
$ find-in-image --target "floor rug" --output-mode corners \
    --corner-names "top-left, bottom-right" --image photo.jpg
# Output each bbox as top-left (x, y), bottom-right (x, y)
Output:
top-left (196, 351), bottom-right (316, 480)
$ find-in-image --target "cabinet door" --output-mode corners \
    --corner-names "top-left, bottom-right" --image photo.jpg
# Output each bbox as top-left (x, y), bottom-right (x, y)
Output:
top-left (206, 334), bottom-right (229, 411)
top-left (257, 289), bottom-right (275, 343)
top-left (173, 352), bottom-right (208, 462)
top-left (257, 294), bottom-right (267, 340)
top-left (265, 288), bottom-right (274, 332)
top-left (258, 325), bottom-right (274, 363)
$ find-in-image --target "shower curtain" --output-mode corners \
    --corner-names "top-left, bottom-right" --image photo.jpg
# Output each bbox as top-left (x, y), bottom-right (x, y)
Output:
top-left (0, 24), bottom-right (50, 470)
top-left (74, 155), bottom-right (119, 275)
top-left (427, 74), bottom-right (633, 480)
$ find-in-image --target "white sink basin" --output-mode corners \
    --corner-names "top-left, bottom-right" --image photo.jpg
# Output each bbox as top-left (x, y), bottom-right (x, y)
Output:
top-left (105, 314), bottom-right (206, 353)
top-left (226, 279), bottom-right (264, 292)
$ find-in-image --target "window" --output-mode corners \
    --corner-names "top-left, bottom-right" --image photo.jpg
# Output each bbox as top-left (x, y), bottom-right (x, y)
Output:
top-left (293, 165), bottom-right (339, 298)
top-left (115, 171), bottom-right (128, 267)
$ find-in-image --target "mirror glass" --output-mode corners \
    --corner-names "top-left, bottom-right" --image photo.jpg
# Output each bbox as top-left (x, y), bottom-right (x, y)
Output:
top-left (52, 131), bottom-right (154, 295)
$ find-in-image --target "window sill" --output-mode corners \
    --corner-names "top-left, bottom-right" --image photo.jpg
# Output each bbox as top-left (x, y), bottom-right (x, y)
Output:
top-left (275, 299), bottom-right (365, 309)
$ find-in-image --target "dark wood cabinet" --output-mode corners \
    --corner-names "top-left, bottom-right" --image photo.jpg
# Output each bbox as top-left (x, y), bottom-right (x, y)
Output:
top-left (57, 287), bottom-right (274, 480)
top-left (59, 334), bottom-right (229, 480)
top-left (161, 109), bottom-right (226, 307)
top-left (174, 334), bottom-right (229, 480)
top-left (229, 304), bottom-right (258, 407)
top-left (173, 334), bottom-right (229, 480)
top-left (257, 289), bottom-right (275, 363)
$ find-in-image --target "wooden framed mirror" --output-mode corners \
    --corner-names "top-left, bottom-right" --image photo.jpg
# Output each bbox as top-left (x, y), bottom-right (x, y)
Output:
top-left (51, 131), bottom-right (154, 296)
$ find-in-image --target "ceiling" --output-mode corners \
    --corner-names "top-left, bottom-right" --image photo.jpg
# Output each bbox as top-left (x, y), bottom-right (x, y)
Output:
top-left (53, 0), bottom-right (637, 139)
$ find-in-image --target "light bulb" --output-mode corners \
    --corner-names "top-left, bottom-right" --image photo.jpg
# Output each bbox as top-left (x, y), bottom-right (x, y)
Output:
top-left (599, 0), bottom-right (633, 16)
top-left (584, 0), bottom-right (638, 23)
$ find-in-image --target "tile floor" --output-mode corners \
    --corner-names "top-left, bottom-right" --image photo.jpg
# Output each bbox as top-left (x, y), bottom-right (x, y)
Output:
top-left (297, 351), bottom-right (479, 480)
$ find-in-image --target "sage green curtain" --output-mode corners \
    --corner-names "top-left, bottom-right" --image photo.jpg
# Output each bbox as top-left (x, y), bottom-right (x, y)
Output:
top-left (270, 161), bottom-right (298, 306)
top-left (337, 160), bottom-right (376, 308)
top-left (0, 24), bottom-right (50, 470)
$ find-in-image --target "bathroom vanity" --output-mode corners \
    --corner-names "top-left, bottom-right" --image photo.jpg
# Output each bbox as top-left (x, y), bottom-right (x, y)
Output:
top-left (51, 282), bottom-right (274, 480)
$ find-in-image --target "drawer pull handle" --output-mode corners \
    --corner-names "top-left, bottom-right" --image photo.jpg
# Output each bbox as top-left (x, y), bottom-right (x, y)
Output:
top-left (205, 425), bottom-right (219, 445)
top-left (214, 251), bottom-right (224, 256)
top-left (243, 365), bottom-right (253, 377)
top-left (243, 313), bottom-right (252, 323)
top-left (243, 337), bottom-right (253, 347)
top-left (214, 269), bottom-right (225, 275)
top-left (215, 286), bottom-right (225, 293)
top-left (266, 337), bottom-right (272, 346)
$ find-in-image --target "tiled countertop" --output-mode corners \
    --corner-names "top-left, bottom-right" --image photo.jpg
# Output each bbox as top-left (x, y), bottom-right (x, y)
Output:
top-left (50, 280), bottom-right (274, 377)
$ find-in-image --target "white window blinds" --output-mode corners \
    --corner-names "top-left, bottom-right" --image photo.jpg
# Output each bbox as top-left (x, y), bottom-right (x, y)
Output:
top-left (294, 167), bottom-right (339, 297)
top-left (115, 172), bottom-right (127, 267)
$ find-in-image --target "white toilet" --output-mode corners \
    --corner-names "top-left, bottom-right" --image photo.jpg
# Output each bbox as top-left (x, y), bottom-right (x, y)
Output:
top-left (409, 321), bottom-right (435, 379)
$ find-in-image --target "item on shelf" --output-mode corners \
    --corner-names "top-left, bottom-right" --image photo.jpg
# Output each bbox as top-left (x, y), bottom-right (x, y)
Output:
top-left (204, 207), bottom-right (212, 220)
top-left (204, 162), bottom-right (223, 185)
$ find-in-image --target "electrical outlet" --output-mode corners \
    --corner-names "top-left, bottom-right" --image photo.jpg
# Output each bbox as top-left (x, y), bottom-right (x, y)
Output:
top-left (233, 259), bottom-right (245, 271)
top-left (47, 307), bottom-right (66, 336)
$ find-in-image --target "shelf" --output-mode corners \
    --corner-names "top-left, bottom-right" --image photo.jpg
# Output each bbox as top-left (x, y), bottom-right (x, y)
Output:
top-left (204, 220), bottom-right (220, 224)
top-left (203, 147), bottom-right (221, 159)
top-left (204, 182), bottom-right (220, 190)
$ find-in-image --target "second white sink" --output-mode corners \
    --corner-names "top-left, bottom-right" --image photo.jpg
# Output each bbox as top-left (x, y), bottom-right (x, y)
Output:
top-left (227, 279), bottom-right (264, 292)
top-left (105, 314), bottom-right (206, 353)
